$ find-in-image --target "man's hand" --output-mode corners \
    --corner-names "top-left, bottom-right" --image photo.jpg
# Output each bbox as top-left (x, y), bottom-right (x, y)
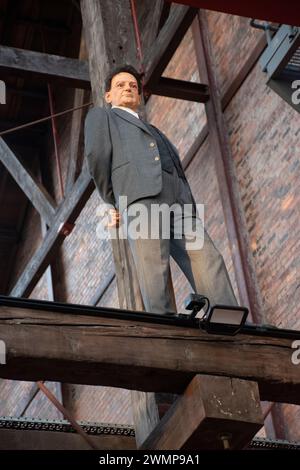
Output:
top-left (107, 208), bottom-right (121, 228)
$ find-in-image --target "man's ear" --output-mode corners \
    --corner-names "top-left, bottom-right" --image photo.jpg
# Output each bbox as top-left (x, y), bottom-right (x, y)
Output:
top-left (105, 91), bottom-right (111, 104)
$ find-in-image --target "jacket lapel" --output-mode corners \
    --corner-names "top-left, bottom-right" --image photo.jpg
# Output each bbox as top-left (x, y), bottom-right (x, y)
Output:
top-left (111, 108), bottom-right (154, 137)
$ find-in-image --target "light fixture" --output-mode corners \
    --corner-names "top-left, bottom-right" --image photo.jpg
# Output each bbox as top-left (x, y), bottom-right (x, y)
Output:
top-left (185, 294), bottom-right (249, 335)
top-left (202, 305), bottom-right (249, 335)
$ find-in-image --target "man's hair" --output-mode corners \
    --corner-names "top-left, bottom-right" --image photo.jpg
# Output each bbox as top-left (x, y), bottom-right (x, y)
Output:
top-left (105, 65), bottom-right (143, 94)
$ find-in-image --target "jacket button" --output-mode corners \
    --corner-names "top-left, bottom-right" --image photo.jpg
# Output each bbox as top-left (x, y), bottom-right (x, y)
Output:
top-left (155, 156), bottom-right (160, 161)
top-left (150, 142), bottom-right (156, 148)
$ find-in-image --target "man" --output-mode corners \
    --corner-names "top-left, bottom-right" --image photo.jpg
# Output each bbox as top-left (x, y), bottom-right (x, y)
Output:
top-left (84, 65), bottom-right (238, 315)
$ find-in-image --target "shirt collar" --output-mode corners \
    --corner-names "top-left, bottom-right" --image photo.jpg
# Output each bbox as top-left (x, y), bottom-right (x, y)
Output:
top-left (111, 105), bottom-right (140, 120)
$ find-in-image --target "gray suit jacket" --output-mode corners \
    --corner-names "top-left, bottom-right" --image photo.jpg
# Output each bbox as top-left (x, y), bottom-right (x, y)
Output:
top-left (84, 106), bottom-right (185, 209)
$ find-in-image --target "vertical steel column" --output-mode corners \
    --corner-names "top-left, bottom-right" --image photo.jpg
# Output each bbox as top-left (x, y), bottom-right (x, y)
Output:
top-left (192, 11), bottom-right (264, 324)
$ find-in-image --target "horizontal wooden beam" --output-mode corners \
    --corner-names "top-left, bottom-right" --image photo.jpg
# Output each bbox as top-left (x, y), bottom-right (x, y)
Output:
top-left (0, 46), bottom-right (90, 89)
top-left (0, 303), bottom-right (299, 405)
top-left (0, 137), bottom-right (56, 226)
top-left (141, 375), bottom-right (263, 450)
top-left (143, 5), bottom-right (199, 87)
top-left (151, 77), bottom-right (209, 102)
top-left (10, 169), bottom-right (94, 297)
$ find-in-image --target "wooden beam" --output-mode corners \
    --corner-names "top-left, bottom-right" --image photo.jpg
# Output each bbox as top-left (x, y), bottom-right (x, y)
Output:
top-left (141, 375), bottom-right (263, 450)
top-left (0, 137), bottom-right (56, 226)
top-left (131, 392), bottom-right (160, 448)
top-left (139, 0), bottom-right (165, 53)
top-left (0, 45), bottom-right (90, 89)
top-left (0, 303), bottom-right (299, 405)
top-left (143, 5), bottom-right (198, 88)
top-left (151, 77), bottom-right (209, 102)
top-left (65, 37), bottom-right (90, 195)
top-left (10, 169), bottom-right (93, 297)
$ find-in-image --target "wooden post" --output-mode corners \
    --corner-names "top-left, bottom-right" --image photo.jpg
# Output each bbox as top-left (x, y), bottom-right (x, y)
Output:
top-left (65, 36), bottom-right (90, 195)
top-left (79, 0), bottom-right (175, 445)
top-left (141, 374), bottom-right (264, 450)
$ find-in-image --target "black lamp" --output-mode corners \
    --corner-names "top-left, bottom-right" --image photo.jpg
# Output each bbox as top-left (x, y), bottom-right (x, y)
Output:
top-left (185, 294), bottom-right (249, 335)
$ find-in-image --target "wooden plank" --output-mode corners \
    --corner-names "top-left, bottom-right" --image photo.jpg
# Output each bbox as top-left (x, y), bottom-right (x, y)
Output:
top-left (10, 169), bottom-right (94, 297)
top-left (141, 375), bottom-right (263, 450)
top-left (0, 45), bottom-right (90, 89)
top-left (143, 5), bottom-right (198, 88)
top-left (0, 137), bottom-right (56, 226)
top-left (151, 77), bottom-right (209, 102)
top-left (0, 304), bottom-right (299, 405)
top-left (139, 0), bottom-right (165, 53)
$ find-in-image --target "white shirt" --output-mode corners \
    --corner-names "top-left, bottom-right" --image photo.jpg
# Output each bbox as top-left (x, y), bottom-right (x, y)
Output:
top-left (112, 105), bottom-right (139, 120)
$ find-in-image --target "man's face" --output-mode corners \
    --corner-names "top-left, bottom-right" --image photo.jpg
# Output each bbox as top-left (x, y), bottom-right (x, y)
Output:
top-left (105, 72), bottom-right (141, 111)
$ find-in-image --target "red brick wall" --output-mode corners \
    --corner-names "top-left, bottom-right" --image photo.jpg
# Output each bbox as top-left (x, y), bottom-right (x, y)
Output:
top-left (225, 63), bottom-right (300, 330)
top-left (205, 11), bottom-right (265, 95)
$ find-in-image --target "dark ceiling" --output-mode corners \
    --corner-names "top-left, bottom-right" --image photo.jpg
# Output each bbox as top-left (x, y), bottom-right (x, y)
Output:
top-left (0, 0), bottom-right (82, 293)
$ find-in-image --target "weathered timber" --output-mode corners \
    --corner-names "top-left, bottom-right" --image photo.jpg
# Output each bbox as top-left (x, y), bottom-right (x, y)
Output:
top-left (65, 37), bottom-right (90, 194)
top-left (0, 45), bottom-right (90, 89)
top-left (141, 375), bottom-right (263, 450)
top-left (131, 392), bottom-right (160, 448)
top-left (0, 304), bottom-right (299, 405)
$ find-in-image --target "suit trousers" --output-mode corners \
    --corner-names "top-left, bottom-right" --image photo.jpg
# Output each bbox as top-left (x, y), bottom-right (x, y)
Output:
top-left (122, 168), bottom-right (238, 314)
